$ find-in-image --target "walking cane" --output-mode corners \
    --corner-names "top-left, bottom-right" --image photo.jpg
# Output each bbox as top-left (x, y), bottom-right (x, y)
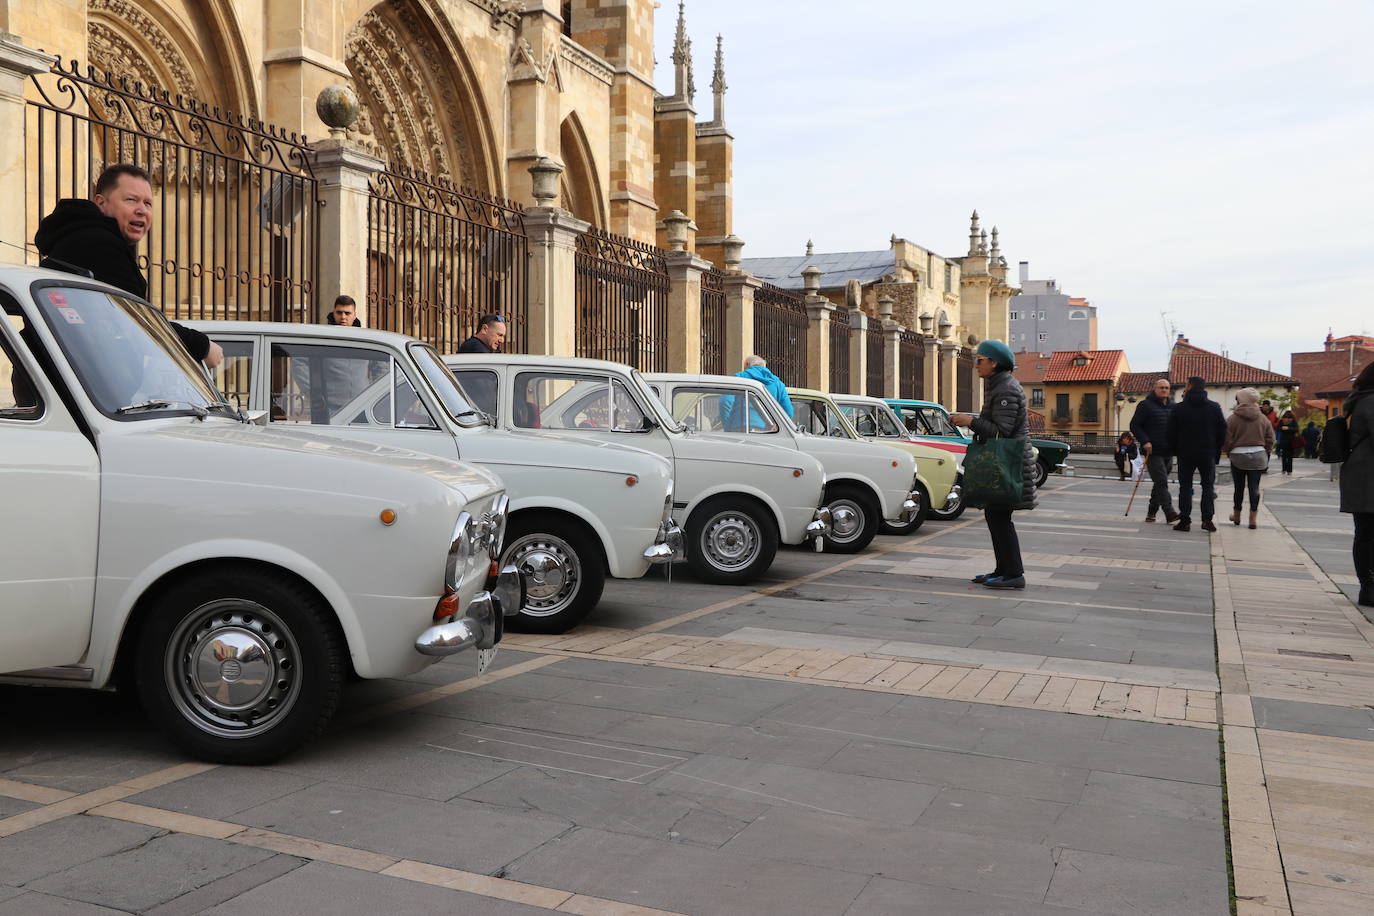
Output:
top-left (1124, 462), bottom-right (1145, 516)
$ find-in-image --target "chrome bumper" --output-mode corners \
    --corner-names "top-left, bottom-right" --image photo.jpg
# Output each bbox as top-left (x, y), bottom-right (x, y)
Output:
top-left (643, 520), bottom-right (685, 564)
top-left (805, 505), bottom-right (833, 537)
top-left (893, 489), bottom-right (922, 523)
top-left (942, 482), bottom-right (962, 511)
top-left (415, 566), bottom-right (524, 656)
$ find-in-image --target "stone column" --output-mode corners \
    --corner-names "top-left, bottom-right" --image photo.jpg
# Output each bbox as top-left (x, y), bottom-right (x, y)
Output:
top-left (0, 37), bottom-right (52, 265)
top-left (922, 338), bottom-right (940, 403)
top-left (664, 251), bottom-right (709, 372)
top-left (801, 265), bottom-right (830, 390)
top-left (311, 138), bottom-right (385, 324)
top-left (524, 208), bottom-right (589, 357)
top-left (883, 324), bottom-right (902, 398)
top-left (846, 309), bottom-right (867, 397)
top-left (721, 269), bottom-right (760, 374)
top-left (939, 341), bottom-right (960, 408)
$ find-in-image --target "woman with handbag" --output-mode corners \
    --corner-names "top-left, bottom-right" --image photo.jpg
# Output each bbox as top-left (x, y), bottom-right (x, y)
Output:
top-left (949, 340), bottom-right (1037, 590)
top-left (1114, 432), bottom-right (1139, 480)
top-left (1339, 362), bottom-right (1374, 607)
top-left (1223, 388), bottom-right (1275, 529)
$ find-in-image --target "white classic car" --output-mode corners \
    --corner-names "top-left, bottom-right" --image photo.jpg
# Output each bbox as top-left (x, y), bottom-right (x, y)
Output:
top-left (0, 267), bottom-right (519, 764)
top-left (189, 322), bottom-right (680, 634)
top-left (443, 354), bottom-right (832, 585)
top-left (644, 373), bottom-right (920, 553)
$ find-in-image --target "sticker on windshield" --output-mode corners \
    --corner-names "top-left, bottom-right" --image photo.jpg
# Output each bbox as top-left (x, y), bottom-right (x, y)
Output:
top-left (57, 307), bottom-right (84, 324)
top-left (46, 291), bottom-right (67, 306)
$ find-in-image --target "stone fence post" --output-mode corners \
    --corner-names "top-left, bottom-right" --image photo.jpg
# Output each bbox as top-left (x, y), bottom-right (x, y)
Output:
top-left (523, 157), bottom-right (588, 356)
top-left (721, 271), bottom-right (760, 373)
top-left (923, 337), bottom-right (940, 403)
top-left (801, 265), bottom-right (831, 390)
top-left (661, 209), bottom-right (706, 372)
top-left (0, 36), bottom-right (54, 265)
top-left (311, 138), bottom-right (385, 324)
top-left (847, 308), bottom-right (867, 397)
top-left (939, 340), bottom-right (960, 408)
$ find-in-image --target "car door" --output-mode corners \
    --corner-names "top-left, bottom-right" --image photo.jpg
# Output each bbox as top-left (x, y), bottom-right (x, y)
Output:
top-left (262, 338), bottom-right (459, 459)
top-left (0, 300), bottom-right (99, 672)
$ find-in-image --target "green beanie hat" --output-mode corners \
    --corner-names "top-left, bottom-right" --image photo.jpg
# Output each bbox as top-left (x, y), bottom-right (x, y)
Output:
top-left (975, 339), bottom-right (1016, 370)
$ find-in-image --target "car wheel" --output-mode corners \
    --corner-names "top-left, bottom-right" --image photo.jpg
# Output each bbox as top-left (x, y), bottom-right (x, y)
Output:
top-left (501, 514), bottom-right (605, 634)
top-left (880, 481), bottom-right (930, 535)
top-left (135, 568), bottom-right (345, 765)
top-left (1034, 459), bottom-right (1051, 489)
top-left (928, 474), bottom-right (966, 521)
top-left (821, 484), bottom-right (879, 554)
top-left (686, 496), bottom-right (779, 585)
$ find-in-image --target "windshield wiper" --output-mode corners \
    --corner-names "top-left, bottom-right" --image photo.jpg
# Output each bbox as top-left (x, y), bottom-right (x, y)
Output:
top-left (116, 399), bottom-right (209, 420)
top-left (454, 408), bottom-right (492, 425)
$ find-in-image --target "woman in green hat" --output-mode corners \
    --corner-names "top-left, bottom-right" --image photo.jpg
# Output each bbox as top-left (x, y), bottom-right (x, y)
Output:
top-left (949, 339), bottom-right (1038, 589)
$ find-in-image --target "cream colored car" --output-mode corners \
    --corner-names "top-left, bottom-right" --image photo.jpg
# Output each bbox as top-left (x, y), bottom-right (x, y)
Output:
top-left (788, 388), bottom-right (959, 533)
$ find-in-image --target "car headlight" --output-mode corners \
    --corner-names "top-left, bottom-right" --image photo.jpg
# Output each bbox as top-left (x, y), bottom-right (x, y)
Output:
top-left (445, 511), bottom-right (473, 590)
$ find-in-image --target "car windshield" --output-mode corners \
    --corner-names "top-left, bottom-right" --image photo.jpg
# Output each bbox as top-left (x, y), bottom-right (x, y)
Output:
top-left (32, 284), bottom-right (227, 420)
top-left (869, 404), bottom-right (906, 438)
top-left (410, 343), bottom-right (485, 425)
top-left (630, 370), bottom-right (684, 432)
top-left (922, 407), bottom-right (961, 436)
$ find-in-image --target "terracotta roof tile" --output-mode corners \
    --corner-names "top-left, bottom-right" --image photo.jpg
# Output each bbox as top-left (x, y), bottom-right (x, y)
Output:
top-left (1043, 349), bottom-right (1128, 382)
top-left (1169, 341), bottom-right (1296, 386)
top-left (1117, 371), bottom-right (1167, 395)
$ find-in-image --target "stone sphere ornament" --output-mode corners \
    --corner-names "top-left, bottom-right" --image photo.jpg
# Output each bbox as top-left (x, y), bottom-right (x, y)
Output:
top-left (316, 85), bottom-right (361, 136)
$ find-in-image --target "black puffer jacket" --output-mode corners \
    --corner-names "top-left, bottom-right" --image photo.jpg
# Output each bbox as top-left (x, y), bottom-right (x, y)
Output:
top-left (1166, 387), bottom-right (1228, 462)
top-left (1130, 393), bottom-right (1173, 457)
top-left (1340, 389), bottom-right (1373, 515)
top-left (968, 369), bottom-right (1038, 510)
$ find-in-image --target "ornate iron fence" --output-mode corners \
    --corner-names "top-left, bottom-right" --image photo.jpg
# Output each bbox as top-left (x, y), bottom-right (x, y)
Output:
top-left (25, 59), bottom-right (320, 321)
top-left (700, 267), bottom-right (727, 375)
top-left (956, 347), bottom-right (975, 412)
top-left (753, 282), bottom-right (808, 386)
top-left (865, 321), bottom-right (886, 397)
top-left (574, 228), bottom-right (671, 370)
top-left (367, 167), bottom-right (527, 353)
top-left (829, 309), bottom-right (851, 393)
top-left (899, 330), bottom-right (925, 400)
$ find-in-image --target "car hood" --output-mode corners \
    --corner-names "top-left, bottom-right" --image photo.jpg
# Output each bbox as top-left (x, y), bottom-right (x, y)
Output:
top-left (109, 418), bottom-right (504, 503)
top-left (464, 426), bottom-right (672, 473)
top-left (676, 430), bottom-right (822, 472)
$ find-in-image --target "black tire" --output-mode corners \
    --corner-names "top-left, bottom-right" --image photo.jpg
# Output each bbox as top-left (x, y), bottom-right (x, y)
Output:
top-left (928, 474), bottom-right (967, 521)
top-left (135, 568), bottom-right (345, 765)
top-left (500, 513), bottom-right (605, 634)
top-left (1034, 459), bottom-right (1051, 489)
top-left (821, 483), bottom-right (879, 554)
top-left (685, 496), bottom-right (779, 585)
top-left (880, 481), bottom-right (930, 535)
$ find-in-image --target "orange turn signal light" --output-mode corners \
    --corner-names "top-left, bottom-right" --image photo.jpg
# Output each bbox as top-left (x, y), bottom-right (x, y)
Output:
top-left (792, 469), bottom-right (802, 477)
top-left (433, 586), bottom-right (459, 621)
top-left (379, 509), bottom-right (397, 525)
top-left (626, 476), bottom-right (638, 487)
top-left (891, 460), bottom-right (899, 467)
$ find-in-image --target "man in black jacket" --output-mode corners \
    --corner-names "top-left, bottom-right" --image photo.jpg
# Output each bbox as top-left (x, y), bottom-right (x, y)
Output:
top-left (1129, 378), bottom-right (1180, 523)
top-left (456, 314), bottom-right (506, 353)
top-left (34, 163), bottom-right (222, 368)
top-left (1166, 376), bottom-right (1228, 532)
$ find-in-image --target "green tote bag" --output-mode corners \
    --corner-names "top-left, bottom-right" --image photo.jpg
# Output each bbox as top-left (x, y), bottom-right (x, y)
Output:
top-left (962, 433), bottom-right (1024, 508)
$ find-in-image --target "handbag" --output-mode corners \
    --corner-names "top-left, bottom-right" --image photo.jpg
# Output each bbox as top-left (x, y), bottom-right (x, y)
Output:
top-left (1229, 449), bottom-right (1269, 472)
top-left (962, 432), bottom-right (1025, 507)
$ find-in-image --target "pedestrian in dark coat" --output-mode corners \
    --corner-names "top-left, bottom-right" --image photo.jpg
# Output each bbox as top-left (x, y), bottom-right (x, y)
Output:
top-left (1276, 410), bottom-right (1300, 474)
top-left (456, 314), bottom-right (507, 353)
top-left (1166, 377), bottom-right (1228, 532)
top-left (1340, 362), bottom-right (1374, 607)
top-left (949, 339), bottom-right (1036, 590)
top-left (33, 163), bottom-right (219, 368)
top-left (1114, 432), bottom-right (1139, 480)
top-left (1303, 421), bottom-right (1320, 459)
top-left (1129, 378), bottom-right (1180, 523)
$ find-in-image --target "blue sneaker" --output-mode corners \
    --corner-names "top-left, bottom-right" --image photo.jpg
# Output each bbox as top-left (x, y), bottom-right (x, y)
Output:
top-left (983, 576), bottom-right (1026, 590)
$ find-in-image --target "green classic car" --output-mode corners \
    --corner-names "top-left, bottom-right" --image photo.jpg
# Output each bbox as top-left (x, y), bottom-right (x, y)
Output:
top-left (885, 398), bottom-right (1072, 488)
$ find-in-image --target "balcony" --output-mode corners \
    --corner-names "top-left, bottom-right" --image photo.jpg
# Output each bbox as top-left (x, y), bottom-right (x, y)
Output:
top-left (1078, 405), bottom-right (1100, 424)
top-left (1052, 410), bottom-right (1073, 425)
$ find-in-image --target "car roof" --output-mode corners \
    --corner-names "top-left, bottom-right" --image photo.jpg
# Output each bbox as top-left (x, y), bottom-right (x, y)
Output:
top-left (186, 320), bottom-right (423, 349)
top-left (644, 372), bottom-right (768, 390)
top-left (0, 263), bottom-right (147, 296)
top-left (886, 398), bottom-right (944, 409)
top-left (441, 353), bottom-right (637, 374)
top-left (829, 393), bottom-right (888, 406)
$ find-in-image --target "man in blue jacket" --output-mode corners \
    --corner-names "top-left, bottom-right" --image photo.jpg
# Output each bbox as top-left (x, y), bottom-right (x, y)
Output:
top-left (1166, 376), bottom-right (1229, 532)
top-left (736, 355), bottom-right (794, 418)
top-left (1129, 378), bottom-right (1180, 524)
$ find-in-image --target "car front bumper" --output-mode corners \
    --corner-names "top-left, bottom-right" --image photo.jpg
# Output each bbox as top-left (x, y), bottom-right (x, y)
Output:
top-left (890, 489), bottom-right (923, 523)
top-left (643, 520), bottom-right (685, 564)
top-left (806, 505), bottom-right (833, 537)
top-left (415, 565), bottom-right (525, 657)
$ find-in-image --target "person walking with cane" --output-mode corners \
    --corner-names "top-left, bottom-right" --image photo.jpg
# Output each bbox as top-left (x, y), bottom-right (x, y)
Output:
top-left (1223, 388), bottom-right (1274, 529)
top-left (949, 340), bottom-right (1037, 590)
top-left (1129, 378), bottom-right (1180, 524)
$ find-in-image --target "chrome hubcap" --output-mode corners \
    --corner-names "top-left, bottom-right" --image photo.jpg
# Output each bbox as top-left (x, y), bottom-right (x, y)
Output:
top-left (505, 534), bottom-right (580, 617)
top-left (165, 599), bottom-right (300, 738)
top-left (701, 511), bottom-right (760, 571)
top-left (827, 499), bottom-right (864, 543)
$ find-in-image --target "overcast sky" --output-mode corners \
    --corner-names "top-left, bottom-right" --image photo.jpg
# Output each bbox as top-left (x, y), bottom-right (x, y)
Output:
top-left (653, 0), bottom-right (1374, 374)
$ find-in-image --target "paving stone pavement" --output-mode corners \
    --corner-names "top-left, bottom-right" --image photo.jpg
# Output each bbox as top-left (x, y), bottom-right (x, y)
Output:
top-left (3, 466), bottom-right (1368, 913)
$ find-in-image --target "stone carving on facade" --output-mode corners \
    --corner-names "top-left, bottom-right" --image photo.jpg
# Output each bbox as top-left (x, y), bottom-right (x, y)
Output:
top-left (88, 0), bottom-right (198, 99)
top-left (345, 2), bottom-right (486, 189)
top-left (466, 0), bottom-right (522, 30)
top-left (511, 38), bottom-right (560, 88)
top-left (559, 36), bottom-right (614, 87)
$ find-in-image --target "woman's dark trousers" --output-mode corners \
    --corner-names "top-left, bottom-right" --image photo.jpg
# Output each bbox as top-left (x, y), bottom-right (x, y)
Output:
top-left (1281, 448), bottom-right (1294, 474)
top-left (985, 508), bottom-right (1024, 578)
top-left (1233, 468), bottom-right (1262, 511)
top-left (1354, 513), bottom-right (1374, 595)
